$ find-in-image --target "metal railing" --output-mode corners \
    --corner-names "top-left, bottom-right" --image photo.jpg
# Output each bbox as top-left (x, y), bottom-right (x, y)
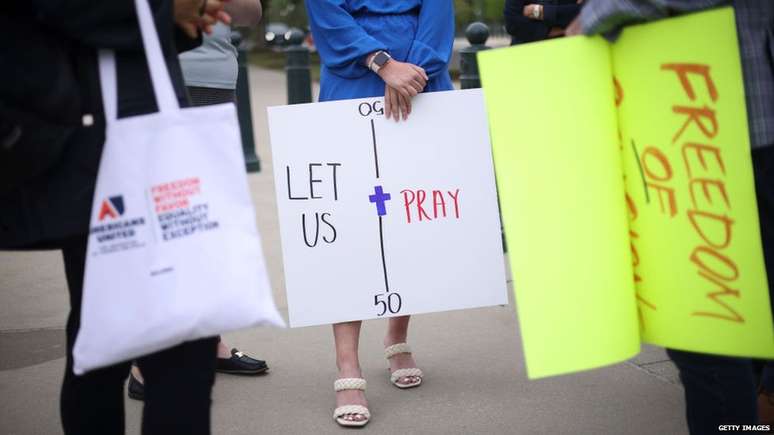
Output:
top-left (231, 30), bottom-right (261, 173)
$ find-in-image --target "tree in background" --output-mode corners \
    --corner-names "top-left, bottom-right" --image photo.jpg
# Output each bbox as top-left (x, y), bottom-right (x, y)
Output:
top-left (455, 0), bottom-right (506, 36)
top-left (265, 0), bottom-right (309, 29)
top-left (252, 0), bottom-right (506, 48)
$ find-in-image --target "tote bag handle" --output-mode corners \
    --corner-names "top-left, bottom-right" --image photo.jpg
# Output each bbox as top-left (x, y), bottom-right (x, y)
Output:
top-left (98, 0), bottom-right (181, 122)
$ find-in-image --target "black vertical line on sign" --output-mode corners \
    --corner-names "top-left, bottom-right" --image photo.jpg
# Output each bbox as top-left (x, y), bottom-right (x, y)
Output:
top-left (371, 119), bottom-right (380, 179)
top-left (631, 139), bottom-right (650, 203)
top-left (378, 215), bottom-right (389, 292)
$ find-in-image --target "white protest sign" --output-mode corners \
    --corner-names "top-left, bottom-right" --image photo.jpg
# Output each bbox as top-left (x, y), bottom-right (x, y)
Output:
top-left (268, 89), bottom-right (507, 327)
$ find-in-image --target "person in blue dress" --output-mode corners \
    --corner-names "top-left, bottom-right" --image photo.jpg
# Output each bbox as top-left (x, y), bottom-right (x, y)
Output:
top-left (305, 0), bottom-right (454, 427)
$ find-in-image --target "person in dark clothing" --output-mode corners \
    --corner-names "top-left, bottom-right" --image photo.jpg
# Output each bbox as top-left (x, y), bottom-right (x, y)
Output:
top-left (0, 0), bottom-right (226, 249)
top-left (1, 1), bottom-right (230, 434)
top-left (504, 0), bottom-right (583, 45)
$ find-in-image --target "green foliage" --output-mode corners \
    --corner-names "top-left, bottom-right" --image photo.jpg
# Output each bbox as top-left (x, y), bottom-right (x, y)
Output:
top-left (262, 0), bottom-right (505, 35)
top-left (265, 0), bottom-right (309, 29)
top-left (455, 0), bottom-right (476, 27)
top-left (482, 0), bottom-right (505, 22)
top-left (455, 0), bottom-right (505, 35)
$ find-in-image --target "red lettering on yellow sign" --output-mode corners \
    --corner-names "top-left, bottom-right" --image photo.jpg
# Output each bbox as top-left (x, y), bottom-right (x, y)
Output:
top-left (662, 62), bottom-right (743, 323)
top-left (641, 146), bottom-right (678, 217)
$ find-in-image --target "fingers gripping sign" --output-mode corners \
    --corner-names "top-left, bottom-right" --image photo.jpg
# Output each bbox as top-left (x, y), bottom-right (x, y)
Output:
top-left (376, 58), bottom-right (428, 122)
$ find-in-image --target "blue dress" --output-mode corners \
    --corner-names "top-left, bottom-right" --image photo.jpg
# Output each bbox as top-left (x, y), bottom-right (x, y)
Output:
top-left (306, 0), bottom-right (455, 102)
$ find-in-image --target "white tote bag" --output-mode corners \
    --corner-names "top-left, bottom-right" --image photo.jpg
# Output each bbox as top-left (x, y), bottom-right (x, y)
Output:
top-left (72, 0), bottom-right (285, 375)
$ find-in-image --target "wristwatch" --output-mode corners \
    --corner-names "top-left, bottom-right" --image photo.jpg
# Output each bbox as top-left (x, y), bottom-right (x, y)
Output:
top-left (532, 4), bottom-right (541, 19)
top-left (368, 51), bottom-right (392, 73)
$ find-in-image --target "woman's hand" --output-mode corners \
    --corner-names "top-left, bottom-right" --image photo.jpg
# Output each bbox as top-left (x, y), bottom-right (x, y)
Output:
top-left (548, 27), bottom-right (565, 37)
top-left (377, 60), bottom-right (428, 100)
top-left (566, 17), bottom-right (582, 36)
top-left (175, 0), bottom-right (232, 38)
top-left (523, 4), bottom-right (543, 20)
top-left (384, 85), bottom-right (412, 122)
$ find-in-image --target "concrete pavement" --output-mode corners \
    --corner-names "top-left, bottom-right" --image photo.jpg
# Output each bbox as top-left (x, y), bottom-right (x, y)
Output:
top-left (0, 66), bottom-right (687, 435)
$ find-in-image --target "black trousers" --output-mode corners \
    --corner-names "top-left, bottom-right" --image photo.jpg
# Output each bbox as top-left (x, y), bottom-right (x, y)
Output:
top-left (60, 237), bottom-right (218, 435)
top-left (667, 144), bottom-right (774, 434)
top-left (667, 349), bottom-right (758, 433)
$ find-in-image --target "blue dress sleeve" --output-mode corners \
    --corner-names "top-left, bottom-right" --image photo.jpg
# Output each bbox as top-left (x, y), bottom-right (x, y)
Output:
top-left (305, 0), bottom-right (387, 78)
top-left (405, 0), bottom-right (455, 79)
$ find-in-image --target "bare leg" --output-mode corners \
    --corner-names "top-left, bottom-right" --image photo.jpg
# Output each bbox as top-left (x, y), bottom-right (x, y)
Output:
top-left (333, 321), bottom-right (367, 423)
top-left (385, 315), bottom-right (420, 385)
top-left (216, 339), bottom-right (231, 359)
top-left (131, 365), bottom-right (144, 384)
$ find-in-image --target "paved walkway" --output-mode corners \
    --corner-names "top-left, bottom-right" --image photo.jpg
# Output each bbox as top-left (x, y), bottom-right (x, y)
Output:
top-left (0, 66), bottom-right (687, 435)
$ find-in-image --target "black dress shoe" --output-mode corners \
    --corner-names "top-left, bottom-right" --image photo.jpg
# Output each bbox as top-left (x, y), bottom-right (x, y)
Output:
top-left (127, 372), bottom-right (144, 401)
top-left (216, 348), bottom-right (268, 375)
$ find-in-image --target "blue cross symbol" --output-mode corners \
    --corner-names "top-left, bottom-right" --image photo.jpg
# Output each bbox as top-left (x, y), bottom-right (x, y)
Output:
top-left (368, 185), bottom-right (391, 216)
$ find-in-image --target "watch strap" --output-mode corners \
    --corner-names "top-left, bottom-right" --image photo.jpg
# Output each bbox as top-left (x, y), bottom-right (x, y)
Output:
top-left (532, 4), bottom-right (541, 19)
top-left (368, 51), bottom-right (391, 73)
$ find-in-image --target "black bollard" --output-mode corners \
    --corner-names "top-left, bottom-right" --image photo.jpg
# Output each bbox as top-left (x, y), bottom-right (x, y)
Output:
top-left (459, 22), bottom-right (491, 89)
top-left (231, 30), bottom-right (261, 173)
top-left (285, 28), bottom-right (312, 105)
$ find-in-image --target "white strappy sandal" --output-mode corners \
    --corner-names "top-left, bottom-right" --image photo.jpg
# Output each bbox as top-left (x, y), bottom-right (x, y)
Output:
top-left (384, 343), bottom-right (424, 389)
top-left (333, 378), bottom-right (371, 427)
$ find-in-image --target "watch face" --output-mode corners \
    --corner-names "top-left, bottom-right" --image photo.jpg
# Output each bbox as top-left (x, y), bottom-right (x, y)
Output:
top-left (374, 52), bottom-right (390, 67)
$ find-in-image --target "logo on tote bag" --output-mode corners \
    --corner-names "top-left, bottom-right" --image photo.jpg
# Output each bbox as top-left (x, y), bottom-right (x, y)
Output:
top-left (98, 196), bottom-right (125, 221)
top-left (90, 195), bottom-right (147, 255)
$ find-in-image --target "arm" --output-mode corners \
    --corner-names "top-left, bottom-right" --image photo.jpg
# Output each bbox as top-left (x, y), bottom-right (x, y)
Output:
top-left (176, 26), bottom-right (203, 52)
top-left (32, 0), bottom-right (221, 50)
top-left (225, 0), bottom-right (261, 27)
top-left (404, 0), bottom-right (455, 79)
top-left (579, 0), bottom-right (729, 36)
top-left (304, 0), bottom-right (387, 78)
top-left (542, 3), bottom-right (582, 28)
top-left (504, 0), bottom-right (550, 43)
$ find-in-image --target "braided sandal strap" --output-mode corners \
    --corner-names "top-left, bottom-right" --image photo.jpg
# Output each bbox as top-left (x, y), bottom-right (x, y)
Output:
top-left (334, 377), bottom-right (367, 392)
top-left (333, 405), bottom-right (371, 420)
top-left (390, 367), bottom-right (423, 384)
top-left (384, 343), bottom-right (412, 359)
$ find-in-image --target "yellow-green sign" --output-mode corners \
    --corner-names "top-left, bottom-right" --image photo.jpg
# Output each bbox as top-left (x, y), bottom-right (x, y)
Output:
top-left (479, 7), bottom-right (773, 379)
